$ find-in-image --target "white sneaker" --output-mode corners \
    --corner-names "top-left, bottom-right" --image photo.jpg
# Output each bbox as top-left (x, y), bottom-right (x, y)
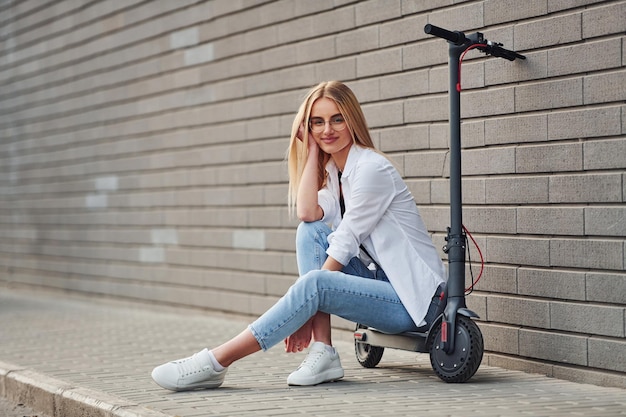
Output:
top-left (151, 348), bottom-right (227, 391)
top-left (287, 342), bottom-right (344, 386)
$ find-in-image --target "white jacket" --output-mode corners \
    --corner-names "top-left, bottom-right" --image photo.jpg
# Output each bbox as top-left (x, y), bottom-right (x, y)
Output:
top-left (319, 145), bottom-right (446, 327)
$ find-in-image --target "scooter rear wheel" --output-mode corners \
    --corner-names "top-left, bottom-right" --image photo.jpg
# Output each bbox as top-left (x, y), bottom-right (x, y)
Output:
top-left (427, 315), bottom-right (483, 383)
top-left (354, 325), bottom-right (384, 368)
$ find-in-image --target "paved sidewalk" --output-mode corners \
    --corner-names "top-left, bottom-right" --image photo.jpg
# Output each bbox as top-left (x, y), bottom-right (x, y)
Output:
top-left (0, 288), bottom-right (625, 417)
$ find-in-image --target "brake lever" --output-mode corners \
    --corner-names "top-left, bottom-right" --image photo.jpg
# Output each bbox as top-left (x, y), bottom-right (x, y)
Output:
top-left (479, 41), bottom-right (526, 61)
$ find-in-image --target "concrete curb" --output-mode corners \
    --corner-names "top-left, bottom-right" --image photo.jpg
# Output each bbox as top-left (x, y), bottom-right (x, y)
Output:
top-left (0, 361), bottom-right (170, 417)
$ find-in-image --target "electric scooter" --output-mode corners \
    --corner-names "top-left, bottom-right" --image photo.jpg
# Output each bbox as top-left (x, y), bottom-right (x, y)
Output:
top-left (353, 24), bottom-right (525, 383)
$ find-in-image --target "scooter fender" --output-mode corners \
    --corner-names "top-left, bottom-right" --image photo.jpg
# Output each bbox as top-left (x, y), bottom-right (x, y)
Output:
top-left (426, 308), bottom-right (480, 353)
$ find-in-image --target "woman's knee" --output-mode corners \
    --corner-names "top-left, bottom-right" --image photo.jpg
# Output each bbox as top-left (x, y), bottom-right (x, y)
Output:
top-left (295, 221), bottom-right (330, 248)
top-left (296, 269), bottom-right (334, 292)
top-left (296, 220), bottom-right (321, 239)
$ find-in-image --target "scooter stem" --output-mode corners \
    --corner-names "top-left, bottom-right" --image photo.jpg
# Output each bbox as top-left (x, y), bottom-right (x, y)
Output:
top-left (442, 32), bottom-right (484, 353)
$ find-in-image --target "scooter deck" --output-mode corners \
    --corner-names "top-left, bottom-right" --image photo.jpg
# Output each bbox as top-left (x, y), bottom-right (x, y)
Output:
top-left (354, 327), bottom-right (429, 353)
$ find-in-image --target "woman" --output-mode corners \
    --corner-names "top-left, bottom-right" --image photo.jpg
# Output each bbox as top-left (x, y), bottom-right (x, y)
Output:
top-left (151, 81), bottom-right (446, 390)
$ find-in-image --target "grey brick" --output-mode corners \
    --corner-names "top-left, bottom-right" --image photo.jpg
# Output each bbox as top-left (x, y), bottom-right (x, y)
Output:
top-left (514, 12), bottom-right (582, 51)
top-left (586, 272), bottom-right (626, 304)
top-left (487, 295), bottom-right (550, 327)
top-left (429, 123), bottom-right (449, 149)
top-left (552, 363), bottom-right (626, 388)
top-left (401, 0), bottom-right (451, 14)
top-left (516, 142), bottom-right (583, 174)
top-left (622, 39), bottom-right (626, 71)
top-left (487, 236), bottom-right (551, 267)
top-left (356, 0), bottom-right (402, 26)
top-left (296, 35), bottom-right (337, 65)
top-left (480, 322), bottom-right (519, 355)
top-left (380, 13), bottom-right (428, 47)
top-left (486, 354), bottom-right (554, 378)
top-left (588, 337), bottom-right (626, 373)
top-left (548, 106), bottom-right (621, 141)
top-left (248, 251), bottom-right (286, 274)
top-left (463, 146), bottom-right (516, 175)
top-left (346, 78), bottom-right (380, 103)
top-left (379, 69), bottom-right (429, 100)
top-left (515, 78), bottom-right (583, 113)
top-left (460, 120), bottom-right (485, 149)
top-left (519, 328), bottom-right (588, 366)
top-left (584, 138), bottom-right (626, 171)
top-left (429, 2), bottom-right (485, 33)
top-left (585, 207), bottom-right (626, 237)
top-left (466, 293), bottom-right (488, 319)
top-left (584, 70), bottom-right (626, 105)
top-left (336, 25), bottom-right (379, 56)
top-left (486, 176), bottom-right (549, 204)
top-left (461, 86), bottom-right (515, 118)
top-left (357, 47), bottom-right (403, 78)
top-left (404, 94), bottom-right (447, 123)
top-left (518, 267), bottom-right (586, 301)
top-left (379, 125), bottom-right (429, 152)
top-left (472, 264), bottom-right (518, 294)
top-left (550, 301), bottom-right (625, 337)
top-left (243, 25), bottom-right (279, 54)
top-left (550, 238), bottom-right (624, 270)
top-left (430, 178), bottom-right (486, 204)
top-left (361, 100), bottom-right (404, 128)
top-left (548, 38), bottom-right (622, 77)
top-left (517, 206), bottom-right (584, 236)
top-left (548, 0), bottom-right (606, 13)
top-left (402, 40), bottom-right (447, 70)
top-left (549, 173), bottom-right (622, 203)
top-left (278, 6), bottom-right (355, 44)
top-left (464, 207), bottom-right (517, 234)
top-left (404, 150), bottom-right (448, 177)
top-left (582, 1), bottom-right (626, 38)
top-left (485, 114), bottom-right (548, 145)
top-left (484, 0), bottom-right (547, 25)
top-left (428, 66), bottom-right (447, 94)
top-left (314, 57), bottom-right (357, 85)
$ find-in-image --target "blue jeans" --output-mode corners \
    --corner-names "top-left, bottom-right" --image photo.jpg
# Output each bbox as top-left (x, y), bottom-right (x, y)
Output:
top-left (249, 221), bottom-right (421, 351)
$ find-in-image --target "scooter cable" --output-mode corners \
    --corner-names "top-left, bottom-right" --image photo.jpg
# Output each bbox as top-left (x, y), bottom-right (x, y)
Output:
top-left (456, 44), bottom-right (488, 92)
top-left (462, 225), bottom-right (484, 294)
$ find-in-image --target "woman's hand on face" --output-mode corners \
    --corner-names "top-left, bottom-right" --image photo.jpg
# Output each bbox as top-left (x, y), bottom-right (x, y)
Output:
top-left (296, 123), bottom-right (319, 154)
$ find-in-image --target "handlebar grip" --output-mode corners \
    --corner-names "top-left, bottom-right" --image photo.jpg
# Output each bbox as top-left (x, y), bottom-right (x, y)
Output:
top-left (489, 44), bottom-right (527, 61)
top-left (424, 24), bottom-right (466, 44)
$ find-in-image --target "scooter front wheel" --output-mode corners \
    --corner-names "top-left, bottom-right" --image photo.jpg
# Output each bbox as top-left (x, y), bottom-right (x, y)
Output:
top-left (427, 315), bottom-right (483, 382)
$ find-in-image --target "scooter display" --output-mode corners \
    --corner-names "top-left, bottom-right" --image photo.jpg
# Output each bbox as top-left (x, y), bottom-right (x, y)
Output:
top-left (353, 24), bottom-right (525, 383)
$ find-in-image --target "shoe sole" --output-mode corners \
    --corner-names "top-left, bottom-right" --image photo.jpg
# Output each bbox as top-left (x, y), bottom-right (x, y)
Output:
top-left (287, 368), bottom-right (345, 386)
top-left (153, 379), bottom-right (224, 391)
top-left (151, 369), bottom-right (225, 391)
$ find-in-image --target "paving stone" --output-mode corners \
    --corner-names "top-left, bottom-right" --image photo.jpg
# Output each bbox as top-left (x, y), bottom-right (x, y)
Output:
top-left (0, 289), bottom-right (625, 417)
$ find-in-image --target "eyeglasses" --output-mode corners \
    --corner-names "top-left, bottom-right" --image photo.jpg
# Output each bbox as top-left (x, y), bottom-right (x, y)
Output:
top-left (308, 115), bottom-right (347, 133)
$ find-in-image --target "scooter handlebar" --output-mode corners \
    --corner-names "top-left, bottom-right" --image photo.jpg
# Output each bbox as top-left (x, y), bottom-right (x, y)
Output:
top-left (424, 24), bottom-right (466, 45)
top-left (424, 24), bottom-right (526, 61)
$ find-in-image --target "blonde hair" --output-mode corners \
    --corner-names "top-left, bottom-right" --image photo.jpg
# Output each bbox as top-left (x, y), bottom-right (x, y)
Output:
top-left (287, 81), bottom-right (376, 213)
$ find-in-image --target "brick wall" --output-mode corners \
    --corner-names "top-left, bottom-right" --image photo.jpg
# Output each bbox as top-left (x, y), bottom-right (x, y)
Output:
top-left (1, 0), bottom-right (624, 388)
